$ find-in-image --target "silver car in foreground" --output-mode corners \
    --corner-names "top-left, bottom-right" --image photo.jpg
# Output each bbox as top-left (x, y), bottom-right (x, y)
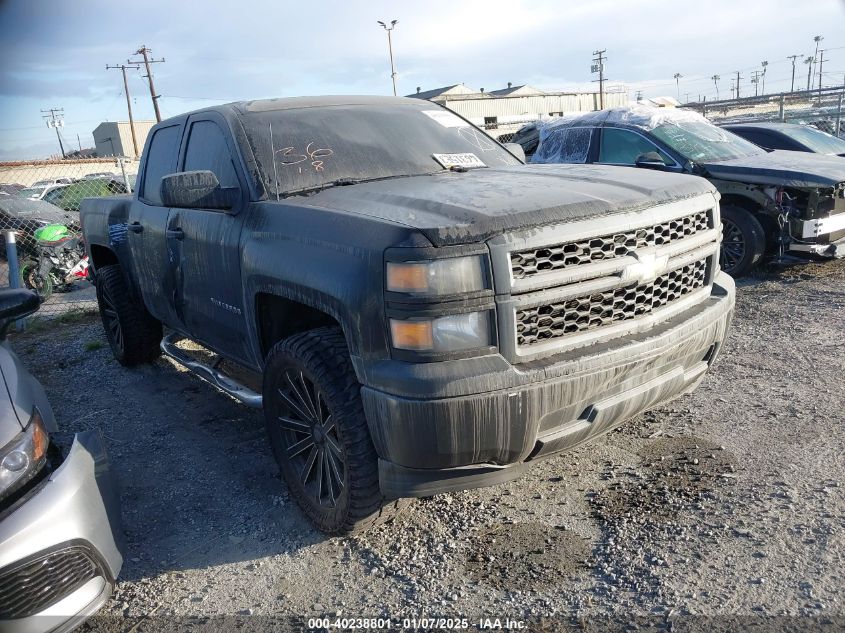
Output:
top-left (0, 288), bottom-right (123, 633)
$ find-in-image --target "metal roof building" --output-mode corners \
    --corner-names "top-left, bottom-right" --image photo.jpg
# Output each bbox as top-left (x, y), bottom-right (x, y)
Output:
top-left (408, 83), bottom-right (628, 139)
top-left (92, 120), bottom-right (156, 159)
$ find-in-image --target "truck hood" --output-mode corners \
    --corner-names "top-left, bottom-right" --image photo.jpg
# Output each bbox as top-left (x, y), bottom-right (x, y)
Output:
top-left (702, 150), bottom-right (845, 188)
top-left (302, 164), bottom-right (716, 246)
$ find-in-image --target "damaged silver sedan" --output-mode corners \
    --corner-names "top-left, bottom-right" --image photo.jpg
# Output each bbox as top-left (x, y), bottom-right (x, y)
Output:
top-left (0, 289), bottom-right (123, 633)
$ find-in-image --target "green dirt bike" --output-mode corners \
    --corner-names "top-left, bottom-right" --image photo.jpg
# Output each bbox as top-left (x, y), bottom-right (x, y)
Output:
top-left (20, 224), bottom-right (90, 300)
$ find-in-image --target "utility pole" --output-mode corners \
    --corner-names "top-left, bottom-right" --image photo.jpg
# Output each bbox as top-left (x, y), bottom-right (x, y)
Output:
top-left (41, 108), bottom-right (65, 158)
top-left (377, 20), bottom-right (399, 96)
top-left (711, 75), bottom-right (720, 100)
top-left (812, 35), bottom-right (823, 90)
top-left (591, 49), bottom-right (607, 109)
top-left (751, 70), bottom-right (761, 97)
top-left (761, 60), bottom-right (768, 95)
top-left (635, 90), bottom-right (643, 102)
top-left (805, 56), bottom-right (814, 90)
top-left (673, 73), bottom-right (682, 100)
top-left (735, 70), bottom-right (742, 99)
top-left (730, 79), bottom-right (736, 99)
top-left (817, 49), bottom-right (826, 99)
top-left (787, 55), bottom-right (799, 92)
top-left (107, 63), bottom-right (141, 158)
top-left (128, 45), bottom-right (165, 123)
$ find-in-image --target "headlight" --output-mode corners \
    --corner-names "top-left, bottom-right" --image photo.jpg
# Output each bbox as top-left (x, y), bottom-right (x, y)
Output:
top-left (0, 408), bottom-right (49, 502)
top-left (386, 256), bottom-right (486, 297)
top-left (390, 311), bottom-right (491, 352)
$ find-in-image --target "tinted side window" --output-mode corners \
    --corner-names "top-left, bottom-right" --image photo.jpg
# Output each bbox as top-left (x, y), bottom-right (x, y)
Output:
top-left (598, 128), bottom-right (672, 165)
top-left (183, 120), bottom-right (238, 188)
top-left (142, 125), bottom-right (182, 205)
top-left (733, 129), bottom-right (774, 149)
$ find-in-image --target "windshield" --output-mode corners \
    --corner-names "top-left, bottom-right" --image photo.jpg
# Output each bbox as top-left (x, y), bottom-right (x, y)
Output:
top-left (651, 120), bottom-right (765, 163)
top-left (240, 103), bottom-right (520, 197)
top-left (17, 187), bottom-right (44, 198)
top-left (784, 126), bottom-right (845, 155)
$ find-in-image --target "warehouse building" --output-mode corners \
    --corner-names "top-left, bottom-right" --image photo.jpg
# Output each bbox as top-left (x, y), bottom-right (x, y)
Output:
top-left (92, 120), bottom-right (156, 159)
top-left (408, 83), bottom-right (628, 139)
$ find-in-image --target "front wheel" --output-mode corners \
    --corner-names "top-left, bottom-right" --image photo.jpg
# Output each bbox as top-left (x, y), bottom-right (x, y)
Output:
top-left (263, 327), bottom-right (406, 535)
top-left (719, 205), bottom-right (766, 277)
top-left (20, 261), bottom-right (53, 299)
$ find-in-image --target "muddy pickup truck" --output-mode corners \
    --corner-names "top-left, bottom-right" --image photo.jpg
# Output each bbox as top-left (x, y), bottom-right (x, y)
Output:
top-left (80, 96), bottom-right (735, 534)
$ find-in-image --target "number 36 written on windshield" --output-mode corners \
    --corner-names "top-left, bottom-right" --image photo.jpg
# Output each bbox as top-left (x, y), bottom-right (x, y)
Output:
top-left (275, 142), bottom-right (334, 172)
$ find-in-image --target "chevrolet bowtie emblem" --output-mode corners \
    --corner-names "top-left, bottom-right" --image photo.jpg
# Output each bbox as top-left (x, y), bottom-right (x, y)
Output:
top-left (621, 253), bottom-right (669, 284)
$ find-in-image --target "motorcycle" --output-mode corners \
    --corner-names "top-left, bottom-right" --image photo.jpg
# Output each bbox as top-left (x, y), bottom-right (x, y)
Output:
top-left (20, 224), bottom-right (89, 299)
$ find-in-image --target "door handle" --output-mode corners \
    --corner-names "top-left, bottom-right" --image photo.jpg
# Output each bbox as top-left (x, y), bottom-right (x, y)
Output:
top-left (127, 222), bottom-right (143, 234)
top-left (166, 228), bottom-right (185, 240)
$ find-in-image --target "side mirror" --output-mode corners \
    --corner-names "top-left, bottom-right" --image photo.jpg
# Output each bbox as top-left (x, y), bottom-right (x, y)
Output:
top-left (0, 289), bottom-right (40, 338)
top-left (504, 142), bottom-right (526, 163)
top-left (160, 171), bottom-right (239, 211)
top-left (634, 152), bottom-right (668, 170)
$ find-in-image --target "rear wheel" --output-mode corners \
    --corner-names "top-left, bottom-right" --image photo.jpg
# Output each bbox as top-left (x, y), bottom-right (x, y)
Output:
top-left (95, 264), bottom-right (162, 366)
top-left (719, 205), bottom-right (766, 277)
top-left (263, 327), bottom-right (406, 535)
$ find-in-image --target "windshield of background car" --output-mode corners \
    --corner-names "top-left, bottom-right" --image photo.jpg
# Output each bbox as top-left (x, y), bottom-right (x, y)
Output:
top-left (784, 126), bottom-right (845, 155)
top-left (241, 103), bottom-right (521, 197)
top-left (650, 120), bottom-right (765, 162)
top-left (16, 187), bottom-right (44, 198)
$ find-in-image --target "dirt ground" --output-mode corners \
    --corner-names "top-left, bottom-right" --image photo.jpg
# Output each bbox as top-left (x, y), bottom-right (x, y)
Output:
top-left (12, 258), bottom-right (845, 631)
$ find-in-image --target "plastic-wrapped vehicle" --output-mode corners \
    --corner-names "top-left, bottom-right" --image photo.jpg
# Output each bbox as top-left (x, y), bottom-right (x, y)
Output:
top-left (0, 288), bottom-right (123, 633)
top-left (526, 105), bottom-right (845, 276)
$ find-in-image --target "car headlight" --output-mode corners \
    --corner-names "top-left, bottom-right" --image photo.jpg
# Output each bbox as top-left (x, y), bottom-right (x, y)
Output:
top-left (390, 311), bottom-right (492, 352)
top-left (386, 256), bottom-right (486, 297)
top-left (0, 408), bottom-right (49, 502)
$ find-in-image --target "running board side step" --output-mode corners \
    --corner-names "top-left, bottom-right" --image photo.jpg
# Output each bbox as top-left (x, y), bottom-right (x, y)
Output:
top-left (160, 331), bottom-right (263, 408)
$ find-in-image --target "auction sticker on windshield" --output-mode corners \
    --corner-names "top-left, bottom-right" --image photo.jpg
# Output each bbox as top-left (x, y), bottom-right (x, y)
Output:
top-left (433, 153), bottom-right (487, 169)
top-left (422, 110), bottom-right (469, 127)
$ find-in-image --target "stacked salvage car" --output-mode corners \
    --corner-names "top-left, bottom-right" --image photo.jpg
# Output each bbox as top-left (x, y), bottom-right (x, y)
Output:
top-left (515, 105), bottom-right (845, 277)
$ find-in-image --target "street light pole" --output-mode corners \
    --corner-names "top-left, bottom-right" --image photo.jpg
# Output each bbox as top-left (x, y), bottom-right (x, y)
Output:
top-left (377, 20), bottom-right (399, 96)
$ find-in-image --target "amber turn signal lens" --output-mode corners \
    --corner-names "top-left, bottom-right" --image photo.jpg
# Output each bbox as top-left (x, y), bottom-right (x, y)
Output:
top-left (389, 319), bottom-right (434, 351)
top-left (385, 263), bottom-right (429, 293)
top-left (30, 411), bottom-right (49, 461)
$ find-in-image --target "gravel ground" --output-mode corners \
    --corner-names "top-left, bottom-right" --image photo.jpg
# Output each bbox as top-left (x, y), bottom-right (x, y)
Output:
top-left (10, 258), bottom-right (845, 631)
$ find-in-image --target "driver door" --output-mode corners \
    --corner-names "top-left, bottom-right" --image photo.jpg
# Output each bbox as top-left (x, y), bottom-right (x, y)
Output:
top-left (166, 114), bottom-right (250, 362)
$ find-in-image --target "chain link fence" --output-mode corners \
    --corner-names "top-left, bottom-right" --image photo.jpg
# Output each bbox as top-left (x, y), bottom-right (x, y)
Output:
top-left (0, 158), bottom-right (139, 319)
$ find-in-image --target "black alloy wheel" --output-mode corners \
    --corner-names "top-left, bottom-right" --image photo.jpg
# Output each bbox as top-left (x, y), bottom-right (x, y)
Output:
top-left (274, 368), bottom-right (346, 509)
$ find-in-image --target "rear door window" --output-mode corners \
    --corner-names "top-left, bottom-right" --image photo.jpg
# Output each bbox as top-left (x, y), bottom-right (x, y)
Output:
top-left (141, 125), bottom-right (182, 205)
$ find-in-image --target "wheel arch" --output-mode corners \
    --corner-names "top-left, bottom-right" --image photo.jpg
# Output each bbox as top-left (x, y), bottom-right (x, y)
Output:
top-left (254, 292), bottom-right (348, 362)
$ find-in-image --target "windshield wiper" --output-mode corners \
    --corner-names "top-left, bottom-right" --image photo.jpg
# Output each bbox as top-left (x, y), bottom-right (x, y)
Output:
top-left (281, 178), bottom-right (363, 198)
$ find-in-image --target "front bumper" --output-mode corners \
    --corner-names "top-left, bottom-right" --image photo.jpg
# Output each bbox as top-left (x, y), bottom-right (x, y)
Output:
top-left (364, 272), bottom-right (735, 498)
top-left (0, 431), bottom-right (124, 633)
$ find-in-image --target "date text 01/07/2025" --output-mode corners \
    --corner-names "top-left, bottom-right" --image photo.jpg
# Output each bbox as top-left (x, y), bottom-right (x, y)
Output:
top-left (306, 617), bottom-right (527, 630)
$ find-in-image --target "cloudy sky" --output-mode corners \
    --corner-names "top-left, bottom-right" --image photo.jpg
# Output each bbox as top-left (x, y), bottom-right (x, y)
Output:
top-left (1, 0), bottom-right (843, 160)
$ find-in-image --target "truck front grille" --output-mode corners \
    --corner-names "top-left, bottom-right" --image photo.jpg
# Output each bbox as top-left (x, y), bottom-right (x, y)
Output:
top-left (515, 258), bottom-right (708, 347)
top-left (0, 545), bottom-right (102, 619)
top-left (511, 210), bottom-right (709, 279)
